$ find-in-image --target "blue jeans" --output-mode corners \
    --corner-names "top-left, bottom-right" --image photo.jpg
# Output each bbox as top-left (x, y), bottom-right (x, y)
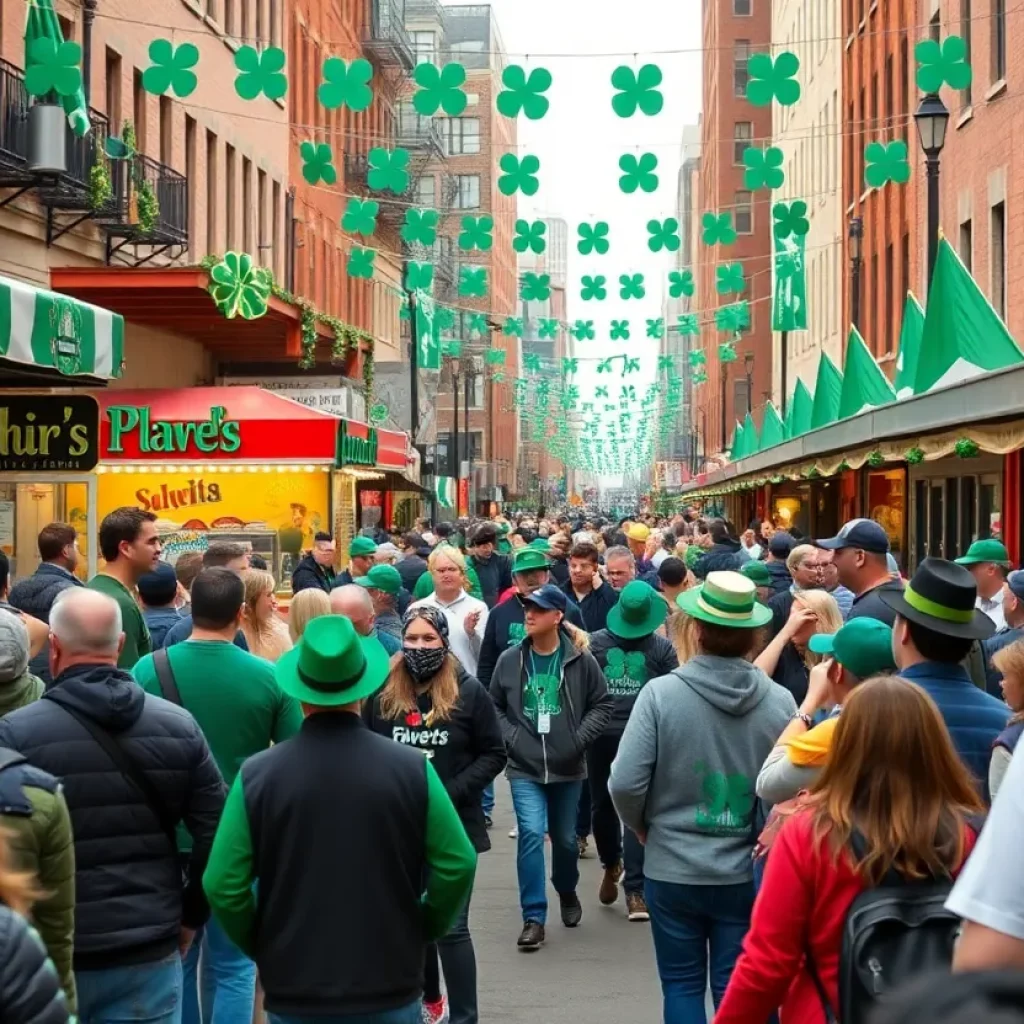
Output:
top-left (644, 878), bottom-right (755, 1024)
top-left (181, 915), bottom-right (256, 1023)
top-left (509, 778), bottom-right (583, 925)
top-left (77, 951), bottom-right (183, 1023)
top-left (482, 782), bottom-right (495, 816)
top-left (269, 1001), bottom-right (419, 1024)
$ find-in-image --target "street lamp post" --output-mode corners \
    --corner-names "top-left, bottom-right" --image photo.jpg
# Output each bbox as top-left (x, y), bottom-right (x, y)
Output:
top-left (744, 351), bottom-right (754, 414)
top-left (849, 215), bottom-right (863, 330)
top-left (450, 357), bottom-right (461, 485)
top-left (914, 92), bottom-right (950, 291)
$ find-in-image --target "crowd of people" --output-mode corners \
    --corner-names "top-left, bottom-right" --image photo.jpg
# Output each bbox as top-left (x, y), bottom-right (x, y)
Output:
top-left (0, 505), bottom-right (1020, 1023)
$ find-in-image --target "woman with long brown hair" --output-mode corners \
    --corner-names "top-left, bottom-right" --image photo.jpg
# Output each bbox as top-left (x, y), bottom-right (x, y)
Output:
top-left (240, 569), bottom-right (293, 662)
top-left (716, 675), bottom-right (984, 1024)
top-left (363, 606), bottom-right (506, 1024)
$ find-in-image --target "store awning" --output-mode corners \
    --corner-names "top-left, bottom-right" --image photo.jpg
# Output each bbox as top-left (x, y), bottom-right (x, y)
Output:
top-left (0, 273), bottom-right (124, 379)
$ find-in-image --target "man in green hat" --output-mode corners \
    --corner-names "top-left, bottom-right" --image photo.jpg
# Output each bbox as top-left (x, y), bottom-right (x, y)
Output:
top-left (588, 581), bottom-right (678, 921)
top-left (354, 563), bottom-right (404, 642)
top-left (335, 536), bottom-right (378, 589)
top-left (956, 539), bottom-right (1012, 630)
top-left (740, 559), bottom-right (774, 605)
top-left (203, 615), bottom-right (476, 1022)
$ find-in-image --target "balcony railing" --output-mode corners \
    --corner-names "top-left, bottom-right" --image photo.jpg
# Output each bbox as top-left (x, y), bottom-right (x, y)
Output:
top-left (365, 0), bottom-right (415, 70)
top-left (104, 153), bottom-right (188, 248)
top-left (397, 113), bottom-right (445, 160)
top-left (405, 0), bottom-right (447, 28)
top-left (0, 58), bottom-right (29, 179)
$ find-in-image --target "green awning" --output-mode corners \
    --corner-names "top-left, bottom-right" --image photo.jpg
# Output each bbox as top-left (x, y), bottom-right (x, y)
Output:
top-left (759, 402), bottom-right (785, 449)
top-left (810, 353), bottom-right (843, 430)
top-left (838, 327), bottom-right (896, 419)
top-left (791, 378), bottom-right (814, 437)
top-left (741, 410), bottom-right (760, 455)
top-left (894, 292), bottom-right (925, 399)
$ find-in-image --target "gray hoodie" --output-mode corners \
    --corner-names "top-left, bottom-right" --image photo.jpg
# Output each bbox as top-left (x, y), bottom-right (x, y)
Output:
top-left (609, 654), bottom-right (796, 885)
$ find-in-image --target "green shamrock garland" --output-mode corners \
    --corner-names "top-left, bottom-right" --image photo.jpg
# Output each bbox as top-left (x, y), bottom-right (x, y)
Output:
top-left (716, 263), bottom-right (745, 295)
top-left (468, 313), bottom-right (488, 335)
top-left (915, 36), bottom-right (972, 93)
top-left (300, 142), bottom-right (336, 185)
top-left (702, 212), bottom-right (737, 246)
top-left (578, 222), bottom-right (610, 255)
top-left (864, 140), bottom-right (910, 187)
top-left (459, 266), bottom-right (487, 298)
top-left (746, 52), bottom-right (801, 106)
top-left (142, 40), bottom-right (199, 98)
top-left (25, 38), bottom-right (82, 98)
top-left (610, 64), bottom-right (664, 117)
top-left (401, 209), bottom-right (439, 247)
top-left (610, 320), bottom-right (630, 340)
top-left (485, 349), bottom-right (506, 365)
top-left (498, 154), bottom-right (541, 196)
top-left (743, 146), bottom-right (785, 190)
top-left (207, 252), bottom-right (273, 320)
top-left (619, 274), bottom-right (645, 299)
top-left (572, 320), bottom-right (596, 341)
top-left (669, 270), bottom-right (695, 298)
top-left (405, 261), bottom-right (434, 292)
top-left (347, 247), bottom-right (376, 279)
top-left (319, 57), bottom-right (373, 112)
top-left (521, 273), bottom-right (551, 301)
top-left (413, 62), bottom-right (468, 116)
top-left (367, 148), bottom-right (410, 193)
top-left (580, 275), bottom-right (607, 301)
top-left (513, 220), bottom-right (547, 254)
top-left (619, 153), bottom-right (659, 194)
top-left (503, 317), bottom-right (524, 337)
top-left (647, 218), bottom-right (681, 253)
top-left (459, 215), bottom-right (494, 251)
top-left (678, 313), bottom-right (700, 336)
top-left (341, 198), bottom-right (379, 236)
top-left (646, 318), bottom-right (665, 339)
top-left (496, 65), bottom-right (552, 120)
top-left (772, 200), bottom-right (809, 239)
top-left (234, 46), bottom-right (287, 100)
top-left (539, 319), bottom-right (559, 339)
top-left (718, 341), bottom-right (738, 363)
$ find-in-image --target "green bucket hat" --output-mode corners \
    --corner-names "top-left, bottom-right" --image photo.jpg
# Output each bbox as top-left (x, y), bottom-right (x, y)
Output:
top-left (529, 538), bottom-right (551, 552)
top-left (354, 563), bottom-right (402, 595)
top-left (275, 615), bottom-right (391, 707)
top-left (808, 618), bottom-right (897, 679)
top-left (512, 548), bottom-right (552, 574)
top-left (606, 580), bottom-right (668, 639)
top-left (954, 538), bottom-right (1010, 566)
top-left (677, 570), bottom-right (772, 629)
top-left (349, 536), bottom-right (377, 557)
top-left (740, 560), bottom-right (771, 587)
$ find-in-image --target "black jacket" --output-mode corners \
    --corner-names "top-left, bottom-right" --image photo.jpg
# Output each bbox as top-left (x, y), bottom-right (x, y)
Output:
top-left (694, 539), bottom-right (744, 578)
top-left (9, 565), bottom-right (83, 684)
top-left (847, 578), bottom-right (904, 626)
top-left (0, 663), bottom-right (226, 970)
top-left (589, 629), bottom-right (679, 732)
top-left (397, 553), bottom-right (430, 593)
top-left (291, 553), bottom-right (336, 594)
top-left (469, 553), bottom-right (512, 608)
top-left (364, 666), bottom-right (506, 851)
top-left (0, 903), bottom-right (69, 1024)
top-left (548, 556), bottom-right (570, 588)
top-left (560, 578), bottom-right (619, 634)
top-left (476, 592), bottom-right (585, 690)
top-left (765, 559), bottom-right (792, 594)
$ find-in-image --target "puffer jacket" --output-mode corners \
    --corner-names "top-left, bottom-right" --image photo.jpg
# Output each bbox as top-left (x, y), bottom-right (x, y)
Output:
top-left (8, 565), bottom-right (83, 684)
top-left (694, 539), bottom-right (745, 578)
top-left (0, 663), bottom-right (226, 970)
top-left (0, 903), bottom-right (70, 1023)
top-left (765, 559), bottom-right (792, 594)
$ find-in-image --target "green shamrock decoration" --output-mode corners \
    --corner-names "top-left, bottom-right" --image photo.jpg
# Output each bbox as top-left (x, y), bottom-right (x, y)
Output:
top-left (572, 320), bottom-right (596, 341)
top-left (610, 320), bottom-right (631, 341)
top-left (619, 153), bottom-right (659, 194)
top-left (459, 266), bottom-right (487, 298)
top-left (523, 353), bottom-right (542, 374)
top-left (689, 349), bottom-right (707, 367)
top-left (915, 36), bottom-right (972, 93)
top-left (468, 313), bottom-right (489, 335)
top-left (716, 263), bottom-right (745, 295)
top-left (678, 313), bottom-right (700, 336)
top-left (503, 317), bottom-right (525, 337)
top-left (367, 148), bottom-right (410, 193)
top-left (400, 208), bottom-right (439, 247)
top-left (577, 222), bottom-right (610, 255)
top-left (646, 318), bottom-right (665, 339)
top-left (539, 319), bottom-right (559, 339)
top-left (436, 306), bottom-right (456, 332)
top-left (668, 270), bottom-right (695, 298)
top-left (496, 65), bottom-right (552, 120)
top-left (580, 275), bottom-right (607, 301)
top-left (300, 142), bottom-right (336, 185)
top-left (746, 51), bottom-right (801, 107)
top-left (142, 40), bottom-right (199, 98)
top-left (716, 301), bottom-right (750, 331)
top-left (624, 358), bottom-right (641, 375)
top-left (341, 198), bottom-right (378, 236)
top-left (610, 63), bottom-right (664, 117)
top-left (743, 146), bottom-right (785, 190)
top-left (772, 200), bottom-right (810, 239)
top-left (234, 45), bottom-right (287, 100)
top-left (521, 273), bottom-right (551, 301)
top-left (658, 355), bottom-right (675, 373)
top-left (498, 154), bottom-right (541, 196)
top-left (718, 342), bottom-right (738, 363)
top-left (207, 252), bottom-right (273, 320)
top-left (459, 215), bottom-right (494, 251)
top-left (347, 247), bottom-right (376, 279)
top-left (485, 348), bottom-right (506, 365)
top-left (647, 218), bottom-right (681, 253)
top-left (693, 369), bottom-right (708, 385)
top-left (413, 62), bottom-right (468, 116)
top-left (619, 274), bottom-right (646, 300)
top-left (864, 140), bottom-right (910, 188)
top-left (702, 212), bottom-right (737, 246)
top-left (442, 339), bottom-right (463, 359)
top-left (25, 38), bottom-right (82, 98)
top-left (318, 57), bottom-right (374, 112)
top-left (620, 385), bottom-right (637, 401)
top-left (492, 371), bottom-right (506, 383)
top-left (513, 219), bottom-right (547, 254)
top-left (405, 261), bottom-right (434, 292)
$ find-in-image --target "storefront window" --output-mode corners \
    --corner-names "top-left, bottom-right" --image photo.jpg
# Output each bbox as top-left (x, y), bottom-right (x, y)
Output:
top-left (771, 484), bottom-right (810, 536)
top-left (866, 469), bottom-right (905, 566)
top-left (0, 481), bottom-right (92, 583)
top-left (980, 476), bottom-right (1001, 540)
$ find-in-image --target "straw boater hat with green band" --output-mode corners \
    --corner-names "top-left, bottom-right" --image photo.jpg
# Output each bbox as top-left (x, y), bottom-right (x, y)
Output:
top-left (677, 571), bottom-right (772, 629)
top-left (275, 615), bottom-right (391, 707)
top-left (607, 580), bottom-right (668, 639)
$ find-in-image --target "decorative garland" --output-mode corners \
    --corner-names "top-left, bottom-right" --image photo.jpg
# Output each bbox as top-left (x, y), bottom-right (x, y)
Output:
top-left (905, 446), bottom-right (925, 464)
top-left (867, 450), bottom-right (885, 468)
top-left (954, 437), bottom-right (980, 458)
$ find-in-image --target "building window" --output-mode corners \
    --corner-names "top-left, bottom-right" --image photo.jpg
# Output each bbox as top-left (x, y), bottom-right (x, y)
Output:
top-left (416, 175), bottom-right (436, 207)
top-left (928, 10), bottom-right (940, 41)
top-left (901, 231), bottom-right (910, 306)
top-left (733, 0), bottom-right (752, 14)
top-left (959, 218), bottom-right (973, 273)
top-left (411, 31), bottom-right (436, 64)
top-left (885, 243), bottom-right (894, 353)
top-left (960, 0), bottom-right (972, 104)
top-left (226, 143), bottom-right (237, 250)
top-left (734, 190), bottom-right (753, 234)
top-left (440, 117), bottom-right (481, 155)
top-left (992, 0), bottom-right (1007, 81)
top-left (733, 121), bottom-right (753, 164)
top-left (242, 157), bottom-right (253, 252)
top-left (185, 115), bottom-right (197, 254)
top-left (133, 69), bottom-right (147, 154)
top-left (991, 200), bottom-right (1006, 318)
top-left (206, 130), bottom-right (217, 255)
top-left (105, 49), bottom-right (122, 127)
top-left (159, 95), bottom-right (172, 166)
top-left (455, 175), bottom-right (481, 209)
top-left (733, 41), bottom-right (751, 97)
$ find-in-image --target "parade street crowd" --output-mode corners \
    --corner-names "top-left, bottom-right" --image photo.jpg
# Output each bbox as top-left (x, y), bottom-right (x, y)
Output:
top-left (0, 508), bottom-right (1023, 1023)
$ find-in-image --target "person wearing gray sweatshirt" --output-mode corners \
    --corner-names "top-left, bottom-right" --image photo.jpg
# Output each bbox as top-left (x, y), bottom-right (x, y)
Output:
top-left (609, 571), bottom-right (796, 1024)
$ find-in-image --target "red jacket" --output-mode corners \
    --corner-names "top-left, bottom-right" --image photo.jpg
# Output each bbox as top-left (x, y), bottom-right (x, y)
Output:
top-left (715, 810), bottom-right (976, 1024)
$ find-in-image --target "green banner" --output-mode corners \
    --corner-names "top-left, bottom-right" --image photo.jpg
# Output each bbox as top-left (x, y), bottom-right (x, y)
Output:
top-left (772, 231), bottom-right (807, 332)
top-left (414, 290), bottom-right (440, 371)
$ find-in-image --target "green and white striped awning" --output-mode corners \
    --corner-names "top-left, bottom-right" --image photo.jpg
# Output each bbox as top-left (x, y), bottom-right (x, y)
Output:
top-left (0, 274), bottom-right (124, 379)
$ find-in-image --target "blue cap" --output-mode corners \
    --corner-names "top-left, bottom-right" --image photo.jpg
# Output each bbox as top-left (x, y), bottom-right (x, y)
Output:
top-left (1007, 570), bottom-right (1024, 602)
top-left (523, 583), bottom-right (567, 612)
top-left (137, 561), bottom-right (178, 605)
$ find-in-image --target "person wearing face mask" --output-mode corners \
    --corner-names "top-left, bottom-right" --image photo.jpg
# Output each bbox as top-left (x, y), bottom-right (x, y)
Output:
top-left (364, 607), bottom-right (506, 1024)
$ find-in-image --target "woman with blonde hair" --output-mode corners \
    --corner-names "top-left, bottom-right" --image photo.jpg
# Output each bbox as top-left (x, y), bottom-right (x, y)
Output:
top-left (755, 588), bottom-right (843, 704)
top-left (240, 569), bottom-right (293, 662)
top-left (287, 587), bottom-right (330, 644)
top-left (989, 637), bottom-right (1024, 798)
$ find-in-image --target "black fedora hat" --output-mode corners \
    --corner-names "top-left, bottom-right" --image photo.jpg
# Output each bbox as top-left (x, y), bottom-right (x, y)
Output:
top-left (878, 557), bottom-right (996, 640)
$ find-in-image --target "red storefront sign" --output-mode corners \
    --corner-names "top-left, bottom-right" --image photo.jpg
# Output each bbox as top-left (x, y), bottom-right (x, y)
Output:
top-left (458, 478), bottom-right (469, 517)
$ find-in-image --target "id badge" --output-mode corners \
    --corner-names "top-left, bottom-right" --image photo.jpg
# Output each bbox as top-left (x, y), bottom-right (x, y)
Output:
top-left (538, 712), bottom-right (551, 735)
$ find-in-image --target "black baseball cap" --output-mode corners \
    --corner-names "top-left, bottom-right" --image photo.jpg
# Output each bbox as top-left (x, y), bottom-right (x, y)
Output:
top-left (1007, 570), bottom-right (1024, 602)
top-left (769, 531), bottom-right (795, 557)
top-left (817, 518), bottom-right (890, 555)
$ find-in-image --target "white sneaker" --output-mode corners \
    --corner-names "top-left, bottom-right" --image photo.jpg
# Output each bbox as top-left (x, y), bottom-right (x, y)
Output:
top-left (508, 825), bottom-right (519, 838)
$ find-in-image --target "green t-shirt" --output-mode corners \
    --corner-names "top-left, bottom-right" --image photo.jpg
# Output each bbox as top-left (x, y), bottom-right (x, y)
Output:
top-left (88, 574), bottom-right (151, 670)
top-left (523, 647), bottom-right (562, 722)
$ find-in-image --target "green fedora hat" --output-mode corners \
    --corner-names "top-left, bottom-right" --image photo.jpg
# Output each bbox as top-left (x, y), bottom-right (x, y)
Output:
top-left (607, 580), bottom-right (668, 639)
top-left (512, 548), bottom-right (552, 574)
top-left (354, 563), bottom-right (402, 595)
top-left (955, 538), bottom-right (1010, 566)
top-left (677, 570), bottom-right (772, 629)
top-left (275, 615), bottom-right (391, 707)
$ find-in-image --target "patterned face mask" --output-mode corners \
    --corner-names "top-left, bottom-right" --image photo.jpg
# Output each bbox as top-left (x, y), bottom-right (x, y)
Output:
top-left (402, 646), bottom-right (447, 681)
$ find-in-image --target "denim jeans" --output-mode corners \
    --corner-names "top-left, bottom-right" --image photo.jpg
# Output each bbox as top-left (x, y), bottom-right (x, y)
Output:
top-left (482, 782), bottom-right (495, 817)
top-left (576, 780), bottom-right (591, 839)
top-left (268, 1001), bottom-right (419, 1024)
top-left (509, 777), bottom-right (583, 924)
top-left (77, 951), bottom-right (183, 1024)
top-left (588, 732), bottom-right (644, 894)
top-left (644, 878), bottom-right (755, 1024)
top-left (181, 915), bottom-right (256, 1024)
top-left (437, 892), bottom-right (477, 1024)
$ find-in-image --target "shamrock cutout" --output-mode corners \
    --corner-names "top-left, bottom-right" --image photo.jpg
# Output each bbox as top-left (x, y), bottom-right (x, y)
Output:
top-left (521, 273), bottom-right (551, 301)
top-left (538, 318), bottom-right (559, 338)
top-left (234, 45), bottom-right (287, 100)
top-left (459, 266), bottom-right (488, 298)
top-left (669, 270), bottom-right (695, 298)
top-left (25, 38), bottom-right (83, 98)
top-left (610, 64), bottom-right (664, 117)
top-left (610, 320), bottom-right (631, 340)
top-left (401, 208), bottom-right (439, 247)
top-left (498, 154), bottom-right (541, 196)
top-left (624, 358), bottom-right (641, 375)
top-left (596, 360), bottom-right (614, 375)
top-left (772, 200), bottom-right (809, 239)
top-left (746, 51), bottom-right (801, 107)
top-left (718, 342), bottom-right (738, 363)
top-left (702, 212), bottom-right (737, 246)
top-left (442, 339), bottom-right (463, 359)
top-left (485, 348), bottom-right (506, 365)
top-left (658, 355), bottom-right (675, 373)
top-left (341, 198), bottom-right (378, 237)
top-left (436, 306), bottom-right (456, 332)
top-left (689, 349), bottom-right (707, 367)
top-left (468, 313), bottom-right (489, 335)
top-left (405, 261), bottom-right (434, 292)
top-left (619, 274), bottom-right (646, 300)
top-left (561, 357), bottom-right (579, 375)
top-left (716, 301), bottom-right (750, 331)
top-left (367, 148), bottom-right (410, 193)
top-left (693, 369), bottom-right (708, 385)
top-left (646, 318), bottom-right (665, 339)
top-left (319, 57), bottom-right (374, 112)
top-left (620, 385), bottom-right (637, 401)
top-left (644, 218), bottom-right (681, 254)
top-left (577, 221), bottom-right (610, 255)
top-left (496, 65), bottom-right (552, 120)
top-left (513, 219), bottom-right (547, 254)
top-left (864, 140), bottom-right (910, 188)
top-left (580, 275), bottom-right (607, 301)
top-left (347, 247), bottom-right (376, 279)
top-left (413, 62), bottom-right (468, 116)
top-left (459, 215), bottom-right (493, 251)
top-left (524, 353), bottom-right (542, 373)
top-left (492, 371), bottom-right (507, 383)
top-left (300, 142), bottom-right (336, 185)
top-left (207, 252), bottom-right (273, 320)
top-left (619, 153), bottom-right (659, 194)
top-left (743, 146), bottom-right (785, 190)
top-left (915, 36), bottom-right (972, 93)
top-left (503, 317), bottom-right (525, 337)
top-left (572, 320), bottom-right (596, 341)
top-left (716, 263), bottom-right (745, 295)
top-left (678, 313), bottom-right (700, 336)
top-left (142, 39), bottom-right (199, 98)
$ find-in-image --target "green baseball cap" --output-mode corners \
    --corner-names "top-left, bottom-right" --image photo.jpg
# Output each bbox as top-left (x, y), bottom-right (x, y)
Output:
top-left (808, 618), bottom-right (897, 679)
top-left (512, 548), bottom-right (552, 574)
top-left (529, 538), bottom-right (551, 552)
top-left (740, 561), bottom-right (771, 586)
top-left (955, 539), bottom-right (1010, 566)
top-left (354, 564), bottom-right (402, 595)
top-left (349, 536), bottom-right (377, 557)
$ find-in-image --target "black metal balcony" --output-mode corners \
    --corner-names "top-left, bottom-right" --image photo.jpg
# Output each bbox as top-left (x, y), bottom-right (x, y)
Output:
top-left (365, 0), bottom-right (415, 71)
top-left (103, 154), bottom-right (188, 262)
top-left (343, 149), bottom-right (372, 194)
top-left (0, 58), bottom-right (30, 182)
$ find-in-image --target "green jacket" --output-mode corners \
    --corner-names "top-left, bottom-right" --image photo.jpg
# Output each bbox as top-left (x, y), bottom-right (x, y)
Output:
top-left (0, 672), bottom-right (45, 718)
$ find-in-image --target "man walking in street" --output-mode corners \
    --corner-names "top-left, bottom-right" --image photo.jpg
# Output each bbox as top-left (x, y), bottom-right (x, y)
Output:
top-left (203, 615), bottom-right (476, 1024)
top-left (336, 536), bottom-right (378, 589)
top-left (982, 568), bottom-right (1024, 694)
top-left (604, 546), bottom-right (637, 593)
top-left (162, 542), bottom-right (251, 650)
top-left (0, 588), bottom-right (226, 1024)
top-left (817, 518), bottom-right (903, 625)
top-left (490, 585), bottom-right (613, 950)
top-left (956, 538), bottom-right (1012, 630)
top-left (563, 541), bottom-right (618, 633)
top-left (355, 563), bottom-right (405, 642)
top-left (468, 523), bottom-right (513, 608)
top-left (763, 531), bottom-right (795, 593)
top-left (290, 532), bottom-right (337, 594)
top-left (331, 584), bottom-right (401, 656)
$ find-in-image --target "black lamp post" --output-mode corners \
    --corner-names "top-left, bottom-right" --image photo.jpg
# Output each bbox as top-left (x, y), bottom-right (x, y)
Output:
top-left (450, 356), bottom-right (461, 482)
top-left (743, 351), bottom-right (754, 414)
top-left (914, 92), bottom-right (950, 291)
top-left (848, 215), bottom-right (863, 330)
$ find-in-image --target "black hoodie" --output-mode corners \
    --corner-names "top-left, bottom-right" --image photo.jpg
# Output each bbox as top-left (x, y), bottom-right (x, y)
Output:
top-left (694, 538), bottom-right (745, 578)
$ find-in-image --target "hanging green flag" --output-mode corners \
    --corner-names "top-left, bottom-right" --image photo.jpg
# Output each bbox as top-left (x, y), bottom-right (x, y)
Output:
top-left (772, 227), bottom-right (808, 331)
top-left (894, 292), bottom-right (925, 399)
top-left (760, 402), bottom-right (785, 449)
top-left (741, 411), bottom-right (760, 455)
top-left (790, 378), bottom-right (814, 437)
top-left (838, 327), bottom-right (896, 419)
top-left (435, 477), bottom-right (456, 509)
top-left (414, 291), bottom-right (441, 371)
top-left (810, 353), bottom-right (843, 430)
